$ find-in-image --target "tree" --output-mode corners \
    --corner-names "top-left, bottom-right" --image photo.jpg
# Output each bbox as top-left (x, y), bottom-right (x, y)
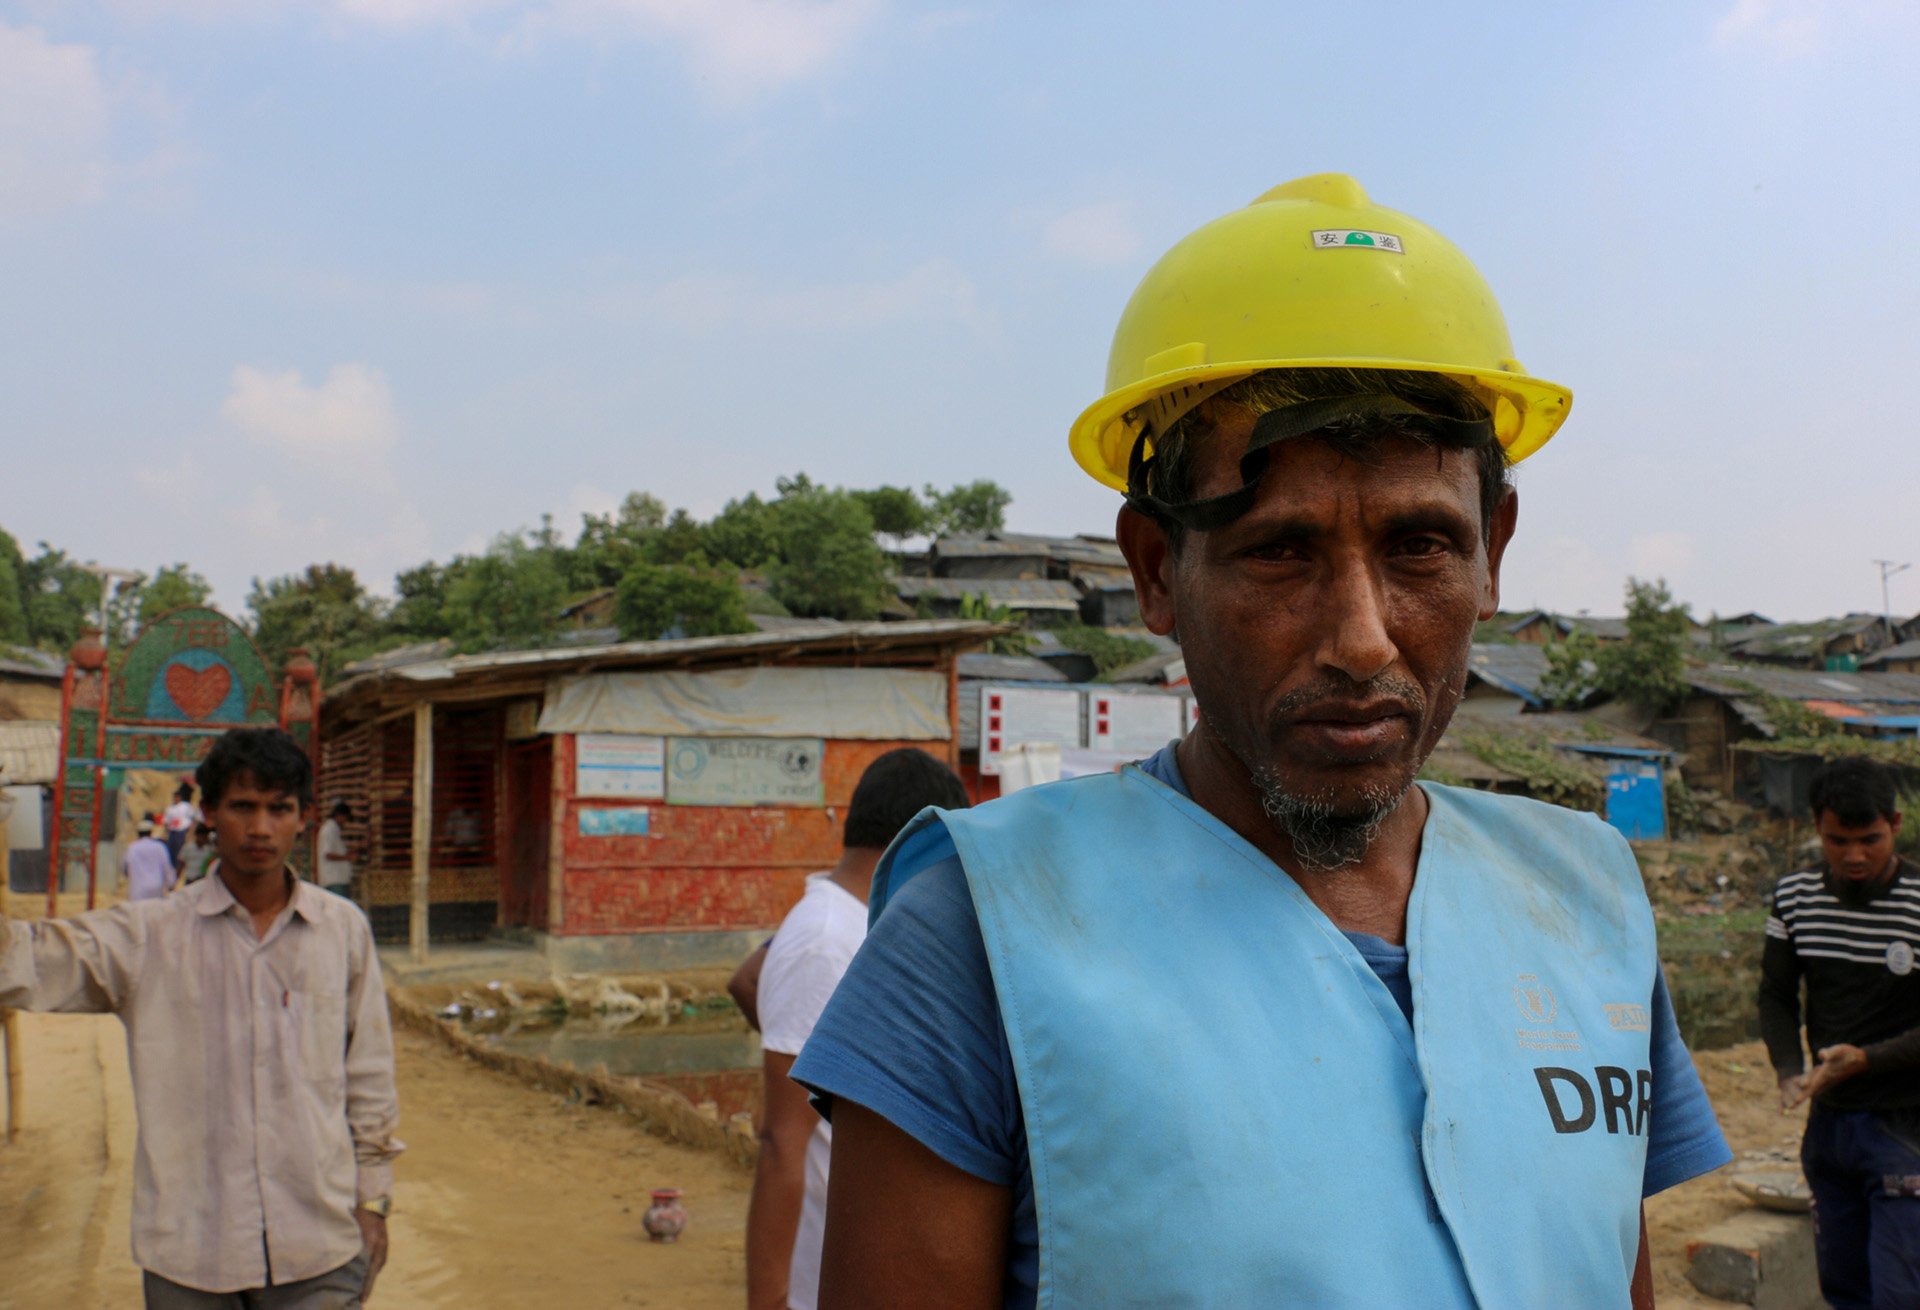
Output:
top-left (956, 592), bottom-right (1032, 656)
top-left (1540, 579), bottom-right (1692, 715)
top-left (247, 565), bottom-right (390, 683)
top-left (573, 492), bottom-right (668, 590)
top-left (925, 480), bottom-right (1012, 536)
top-left (767, 487), bottom-right (892, 620)
top-left (1600, 577), bottom-right (1692, 714)
top-left (703, 493), bottom-right (781, 570)
top-left (1049, 623), bottom-right (1157, 680)
top-left (614, 557), bottom-right (754, 641)
top-left (853, 486), bottom-right (930, 544)
top-left (389, 560), bottom-right (461, 639)
top-left (136, 563), bottom-right (213, 627)
top-left (0, 529), bottom-right (28, 646)
top-left (17, 544), bottom-right (102, 652)
top-left (441, 533), bottom-right (569, 652)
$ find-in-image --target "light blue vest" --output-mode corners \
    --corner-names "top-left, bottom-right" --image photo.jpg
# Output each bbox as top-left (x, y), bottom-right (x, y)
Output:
top-left (872, 770), bottom-right (1658, 1308)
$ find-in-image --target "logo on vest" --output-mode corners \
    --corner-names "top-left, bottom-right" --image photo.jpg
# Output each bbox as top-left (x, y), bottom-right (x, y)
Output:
top-left (1604, 1003), bottom-right (1651, 1032)
top-left (1514, 973), bottom-right (1581, 1052)
top-left (1889, 941), bottom-right (1914, 977)
top-left (1535, 1066), bottom-right (1652, 1137)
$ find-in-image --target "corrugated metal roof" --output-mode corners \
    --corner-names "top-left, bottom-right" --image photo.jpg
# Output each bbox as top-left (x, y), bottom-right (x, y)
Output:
top-left (892, 577), bottom-right (1082, 609)
top-left (328, 619), bottom-right (1008, 707)
top-left (1108, 648), bottom-right (1186, 684)
top-left (0, 648), bottom-right (64, 681)
top-left (956, 653), bottom-right (1070, 683)
top-left (931, 533), bottom-right (1127, 568)
top-left (1687, 664), bottom-right (1920, 704)
top-left (1863, 639), bottom-right (1920, 666)
top-left (1724, 614), bottom-right (1888, 658)
top-left (0, 720), bottom-right (60, 784)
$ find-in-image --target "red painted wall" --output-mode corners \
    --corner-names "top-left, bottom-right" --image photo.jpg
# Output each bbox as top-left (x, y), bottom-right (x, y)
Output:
top-left (555, 737), bottom-right (947, 936)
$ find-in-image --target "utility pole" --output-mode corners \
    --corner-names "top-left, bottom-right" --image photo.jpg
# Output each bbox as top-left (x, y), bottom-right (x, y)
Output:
top-left (1874, 559), bottom-right (1911, 645)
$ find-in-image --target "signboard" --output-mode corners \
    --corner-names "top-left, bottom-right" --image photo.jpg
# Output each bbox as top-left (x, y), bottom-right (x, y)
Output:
top-left (666, 737), bottom-right (824, 807)
top-left (102, 725), bottom-right (224, 766)
top-left (578, 806), bottom-right (651, 837)
top-left (1088, 692), bottom-right (1184, 759)
top-left (979, 686), bottom-right (1083, 776)
top-left (109, 607), bottom-right (277, 727)
top-left (576, 734), bottom-right (666, 799)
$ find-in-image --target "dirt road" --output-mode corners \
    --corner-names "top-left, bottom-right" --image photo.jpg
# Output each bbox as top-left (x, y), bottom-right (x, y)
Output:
top-left (0, 1012), bottom-right (749, 1309)
top-left (0, 1005), bottom-right (1806, 1309)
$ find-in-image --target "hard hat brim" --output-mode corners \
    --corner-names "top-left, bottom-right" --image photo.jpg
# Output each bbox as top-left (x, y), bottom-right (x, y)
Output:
top-left (1070, 361), bottom-right (1573, 494)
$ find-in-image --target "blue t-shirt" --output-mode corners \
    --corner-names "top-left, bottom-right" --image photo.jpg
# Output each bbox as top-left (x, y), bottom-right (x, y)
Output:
top-left (793, 745), bottom-right (1731, 1308)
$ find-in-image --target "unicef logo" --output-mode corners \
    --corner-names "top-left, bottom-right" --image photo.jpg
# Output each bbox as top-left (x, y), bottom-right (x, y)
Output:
top-left (779, 743), bottom-right (815, 777)
top-left (671, 742), bottom-right (708, 782)
top-left (1889, 941), bottom-right (1914, 977)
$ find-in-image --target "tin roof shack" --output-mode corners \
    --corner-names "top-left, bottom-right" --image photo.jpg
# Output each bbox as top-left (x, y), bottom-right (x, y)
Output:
top-left (892, 576), bottom-right (1082, 621)
top-left (1862, 640), bottom-right (1920, 675)
top-left (1653, 665), bottom-right (1920, 800)
top-left (928, 532), bottom-right (1127, 582)
top-left (1453, 642), bottom-right (1606, 718)
top-left (1425, 713), bottom-right (1679, 840)
top-left (0, 649), bottom-right (64, 723)
top-left (319, 620), bottom-right (999, 970)
top-left (1720, 614), bottom-right (1909, 670)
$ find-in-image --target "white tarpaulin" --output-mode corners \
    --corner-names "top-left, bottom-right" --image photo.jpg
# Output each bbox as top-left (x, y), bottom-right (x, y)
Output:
top-left (536, 666), bottom-right (950, 741)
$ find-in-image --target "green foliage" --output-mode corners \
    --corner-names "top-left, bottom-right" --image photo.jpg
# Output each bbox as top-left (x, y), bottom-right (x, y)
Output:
top-left (1454, 729), bottom-right (1607, 812)
top-left (766, 486), bottom-right (892, 620)
top-left (924, 480), bottom-right (1012, 536)
top-left (571, 492), bottom-right (668, 589)
top-left (442, 534), bottom-right (570, 652)
top-left (955, 593), bottom-right (1033, 656)
top-left (1537, 629), bottom-right (1601, 710)
top-left (0, 529), bottom-right (28, 645)
top-left (137, 563), bottom-right (213, 626)
top-left (1601, 578), bottom-right (1692, 714)
top-left (388, 560), bottom-right (460, 639)
top-left (852, 486), bottom-right (930, 543)
top-left (1746, 690), bottom-right (1848, 739)
top-left (17, 544), bottom-right (103, 651)
top-left (247, 564), bottom-right (390, 683)
top-left (1048, 623), bottom-right (1157, 679)
top-left (614, 557), bottom-right (754, 641)
top-left (703, 493), bottom-right (781, 570)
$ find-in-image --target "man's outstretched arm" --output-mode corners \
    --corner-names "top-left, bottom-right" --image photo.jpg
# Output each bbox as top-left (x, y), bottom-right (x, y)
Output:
top-left (818, 1099), bottom-right (1011, 1310)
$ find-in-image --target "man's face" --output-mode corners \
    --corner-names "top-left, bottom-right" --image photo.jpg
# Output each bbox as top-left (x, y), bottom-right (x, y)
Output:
top-left (205, 773), bottom-right (310, 880)
top-left (1122, 407), bottom-right (1515, 858)
top-left (1817, 810), bottom-right (1901, 882)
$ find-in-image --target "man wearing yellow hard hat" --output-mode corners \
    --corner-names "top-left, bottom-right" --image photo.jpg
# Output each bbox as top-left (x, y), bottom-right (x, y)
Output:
top-left (793, 176), bottom-right (1732, 1307)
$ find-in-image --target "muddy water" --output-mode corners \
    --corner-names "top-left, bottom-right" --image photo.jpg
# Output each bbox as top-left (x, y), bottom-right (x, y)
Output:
top-left (457, 1010), bottom-right (766, 1121)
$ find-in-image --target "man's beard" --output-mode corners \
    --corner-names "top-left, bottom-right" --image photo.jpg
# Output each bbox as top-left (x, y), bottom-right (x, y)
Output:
top-left (1251, 769), bottom-right (1407, 872)
top-left (1243, 670), bottom-right (1428, 872)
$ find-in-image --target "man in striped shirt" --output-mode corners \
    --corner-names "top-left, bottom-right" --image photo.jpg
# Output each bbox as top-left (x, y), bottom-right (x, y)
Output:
top-left (1760, 756), bottom-right (1920, 1309)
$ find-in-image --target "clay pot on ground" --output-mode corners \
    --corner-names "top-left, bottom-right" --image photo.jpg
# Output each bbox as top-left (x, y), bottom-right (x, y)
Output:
top-left (643, 1189), bottom-right (687, 1243)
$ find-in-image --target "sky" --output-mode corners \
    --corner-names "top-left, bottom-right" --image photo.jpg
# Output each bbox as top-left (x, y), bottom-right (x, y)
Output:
top-left (2, 0), bottom-right (1917, 625)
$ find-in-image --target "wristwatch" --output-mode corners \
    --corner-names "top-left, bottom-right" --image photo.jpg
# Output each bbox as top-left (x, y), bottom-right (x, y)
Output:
top-left (358, 1196), bottom-right (393, 1217)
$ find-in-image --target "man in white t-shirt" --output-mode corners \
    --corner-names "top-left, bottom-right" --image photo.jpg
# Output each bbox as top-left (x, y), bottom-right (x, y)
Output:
top-left (161, 782), bottom-right (200, 864)
top-left (317, 799), bottom-right (355, 895)
top-left (746, 748), bottom-right (970, 1310)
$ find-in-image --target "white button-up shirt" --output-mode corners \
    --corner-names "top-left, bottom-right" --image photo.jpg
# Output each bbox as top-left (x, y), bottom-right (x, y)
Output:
top-left (0, 874), bottom-right (402, 1293)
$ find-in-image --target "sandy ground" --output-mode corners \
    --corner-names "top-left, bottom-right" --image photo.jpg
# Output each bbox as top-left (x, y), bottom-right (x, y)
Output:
top-left (0, 1012), bottom-right (749, 1309)
top-left (1, 999), bottom-right (1801, 1309)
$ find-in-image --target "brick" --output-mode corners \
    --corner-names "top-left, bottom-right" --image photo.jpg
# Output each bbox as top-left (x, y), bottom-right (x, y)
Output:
top-left (1684, 1211), bottom-right (1821, 1309)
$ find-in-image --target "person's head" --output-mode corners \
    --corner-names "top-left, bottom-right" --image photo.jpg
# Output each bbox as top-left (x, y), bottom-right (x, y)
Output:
top-left (197, 727), bottom-right (314, 880)
top-left (330, 799), bottom-right (350, 822)
top-left (174, 781), bottom-right (195, 803)
top-left (1808, 757), bottom-right (1903, 882)
top-left (136, 818), bottom-right (156, 839)
top-left (192, 822), bottom-right (212, 846)
top-left (843, 749), bottom-right (970, 852)
top-left (1076, 175), bottom-right (1561, 872)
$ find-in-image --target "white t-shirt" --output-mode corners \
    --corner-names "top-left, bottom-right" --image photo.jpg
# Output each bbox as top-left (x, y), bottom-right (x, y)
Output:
top-left (758, 874), bottom-right (868, 1310)
top-left (317, 818), bottom-right (353, 888)
top-left (163, 800), bottom-right (200, 834)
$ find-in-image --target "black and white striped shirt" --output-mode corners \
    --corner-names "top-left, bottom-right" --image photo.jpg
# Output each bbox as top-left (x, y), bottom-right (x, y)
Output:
top-left (1759, 859), bottom-right (1920, 1111)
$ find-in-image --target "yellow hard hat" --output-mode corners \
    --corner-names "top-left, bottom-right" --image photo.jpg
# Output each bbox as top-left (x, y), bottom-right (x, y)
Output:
top-left (1068, 173), bottom-right (1572, 492)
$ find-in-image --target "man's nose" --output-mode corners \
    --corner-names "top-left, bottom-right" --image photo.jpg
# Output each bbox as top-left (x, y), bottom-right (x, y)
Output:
top-left (1314, 555), bottom-right (1397, 684)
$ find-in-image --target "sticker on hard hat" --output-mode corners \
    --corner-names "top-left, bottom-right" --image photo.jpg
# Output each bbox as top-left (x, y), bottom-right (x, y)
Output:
top-left (1311, 229), bottom-right (1403, 252)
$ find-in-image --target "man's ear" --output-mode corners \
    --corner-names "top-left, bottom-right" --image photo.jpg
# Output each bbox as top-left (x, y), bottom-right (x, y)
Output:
top-left (1479, 487), bottom-right (1520, 620)
top-left (1116, 504), bottom-right (1179, 636)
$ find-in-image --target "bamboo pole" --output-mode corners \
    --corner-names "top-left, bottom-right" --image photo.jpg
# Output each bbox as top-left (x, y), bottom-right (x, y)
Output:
top-left (409, 701), bottom-right (433, 965)
top-left (2, 802), bottom-right (21, 1141)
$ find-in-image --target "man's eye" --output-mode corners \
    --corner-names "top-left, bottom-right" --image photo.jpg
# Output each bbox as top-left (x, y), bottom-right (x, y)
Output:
top-left (1396, 536), bottom-right (1450, 557)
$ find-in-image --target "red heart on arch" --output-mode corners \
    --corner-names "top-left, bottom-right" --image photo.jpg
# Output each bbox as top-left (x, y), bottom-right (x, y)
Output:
top-left (165, 663), bottom-right (233, 721)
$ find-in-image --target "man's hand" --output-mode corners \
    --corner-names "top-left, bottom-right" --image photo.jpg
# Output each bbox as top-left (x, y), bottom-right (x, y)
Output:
top-left (355, 1209), bottom-right (389, 1300)
top-left (1778, 1072), bottom-right (1808, 1112)
top-left (1795, 1044), bottom-right (1869, 1105)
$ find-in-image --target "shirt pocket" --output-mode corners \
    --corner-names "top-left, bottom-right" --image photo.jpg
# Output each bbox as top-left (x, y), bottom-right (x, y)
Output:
top-left (287, 985), bottom-right (350, 1092)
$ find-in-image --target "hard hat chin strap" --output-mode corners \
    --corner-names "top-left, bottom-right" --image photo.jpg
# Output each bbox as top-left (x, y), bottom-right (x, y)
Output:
top-left (1124, 392), bottom-right (1495, 533)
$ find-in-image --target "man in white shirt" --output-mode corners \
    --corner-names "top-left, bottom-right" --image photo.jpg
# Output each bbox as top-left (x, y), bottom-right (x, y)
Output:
top-left (162, 782), bottom-right (200, 864)
top-left (745, 748), bottom-right (970, 1310)
top-left (317, 800), bottom-right (354, 895)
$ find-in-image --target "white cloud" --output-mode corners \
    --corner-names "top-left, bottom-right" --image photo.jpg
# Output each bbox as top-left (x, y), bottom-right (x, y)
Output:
top-left (1711, 0), bottom-right (1917, 54)
top-left (221, 363), bottom-right (402, 482)
top-left (0, 22), bottom-right (115, 218)
top-left (1043, 202), bottom-right (1142, 266)
top-left (1629, 531), bottom-right (1696, 582)
top-left (597, 258), bottom-right (987, 334)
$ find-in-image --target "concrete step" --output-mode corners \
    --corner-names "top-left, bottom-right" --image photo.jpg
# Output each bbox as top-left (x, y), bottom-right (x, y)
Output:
top-left (1685, 1210), bottom-right (1823, 1309)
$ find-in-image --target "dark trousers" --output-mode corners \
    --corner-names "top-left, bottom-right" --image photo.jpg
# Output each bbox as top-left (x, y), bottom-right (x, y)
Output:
top-left (142, 1253), bottom-right (369, 1309)
top-left (1803, 1104), bottom-right (1920, 1310)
